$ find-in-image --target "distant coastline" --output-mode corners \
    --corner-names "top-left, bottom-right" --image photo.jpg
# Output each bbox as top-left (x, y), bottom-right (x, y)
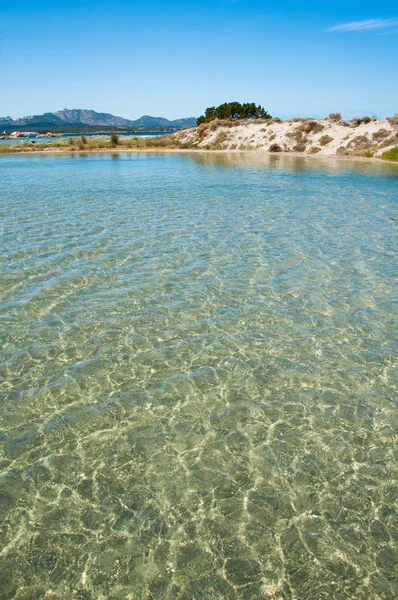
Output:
top-left (0, 108), bottom-right (196, 135)
top-left (1, 117), bottom-right (397, 162)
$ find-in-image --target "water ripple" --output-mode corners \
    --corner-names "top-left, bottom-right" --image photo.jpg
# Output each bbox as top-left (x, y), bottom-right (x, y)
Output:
top-left (0, 153), bottom-right (397, 599)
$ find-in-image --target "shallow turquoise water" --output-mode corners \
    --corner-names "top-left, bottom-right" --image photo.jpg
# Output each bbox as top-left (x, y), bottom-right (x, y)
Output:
top-left (0, 152), bottom-right (397, 599)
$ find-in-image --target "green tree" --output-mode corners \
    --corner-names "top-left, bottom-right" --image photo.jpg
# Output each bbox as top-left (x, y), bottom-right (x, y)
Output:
top-left (196, 102), bottom-right (271, 126)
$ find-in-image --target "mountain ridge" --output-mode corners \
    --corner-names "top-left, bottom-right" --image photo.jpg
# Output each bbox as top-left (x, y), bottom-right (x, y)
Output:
top-left (0, 109), bottom-right (196, 131)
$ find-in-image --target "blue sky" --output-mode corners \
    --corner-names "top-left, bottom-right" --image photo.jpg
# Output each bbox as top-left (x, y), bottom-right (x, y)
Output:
top-left (0, 0), bottom-right (397, 120)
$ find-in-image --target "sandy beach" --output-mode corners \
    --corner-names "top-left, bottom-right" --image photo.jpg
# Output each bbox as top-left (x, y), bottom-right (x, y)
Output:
top-left (174, 117), bottom-right (398, 158)
top-left (1, 118), bottom-right (397, 161)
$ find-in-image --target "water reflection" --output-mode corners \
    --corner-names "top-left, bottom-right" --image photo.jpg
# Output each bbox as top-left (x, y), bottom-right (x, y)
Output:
top-left (184, 150), bottom-right (398, 175)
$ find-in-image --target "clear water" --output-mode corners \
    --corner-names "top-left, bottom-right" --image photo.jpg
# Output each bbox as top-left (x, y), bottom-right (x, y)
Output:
top-left (0, 152), bottom-right (397, 600)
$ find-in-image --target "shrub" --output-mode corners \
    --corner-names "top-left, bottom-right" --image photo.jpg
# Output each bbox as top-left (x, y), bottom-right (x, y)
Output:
top-left (269, 143), bottom-right (282, 152)
top-left (302, 120), bottom-right (324, 134)
top-left (110, 132), bottom-right (119, 147)
top-left (210, 120), bottom-right (221, 131)
top-left (272, 117), bottom-right (282, 123)
top-left (347, 135), bottom-right (369, 147)
top-left (210, 131), bottom-right (229, 149)
top-left (362, 116), bottom-right (371, 124)
top-left (379, 134), bottom-right (398, 148)
top-left (381, 146), bottom-right (398, 161)
top-left (372, 129), bottom-right (390, 141)
top-left (350, 117), bottom-right (362, 128)
top-left (197, 123), bottom-right (210, 140)
top-left (329, 113), bottom-right (342, 122)
top-left (319, 134), bottom-right (333, 146)
top-left (308, 146), bottom-right (321, 154)
top-left (293, 143), bottom-right (306, 152)
top-left (347, 135), bottom-right (375, 155)
top-left (387, 114), bottom-right (398, 127)
top-left (288, 120), bottom-right (322, 148)
top-left (336, 146), bottom-right (349, 156)
top-left (81, 135), bottom-right (87, 144)
top-left (269, 133), bottom-right (276, 141)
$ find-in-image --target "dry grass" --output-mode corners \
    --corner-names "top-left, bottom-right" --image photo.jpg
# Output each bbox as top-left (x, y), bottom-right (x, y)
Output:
top-left (0, 134), bottom-right (187, 154)
top-left (372, 129), bottom-right (390, 141)
top-left (319, 134), bottom-right (333, 146)
top-left (308, 146), bottom-right (321, 154)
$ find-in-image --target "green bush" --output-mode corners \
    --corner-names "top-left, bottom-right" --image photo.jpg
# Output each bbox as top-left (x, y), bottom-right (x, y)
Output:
top-left (110, 132), bottom-right (119, 147)
top-left (308, 146), bottom-right (321, 154)
top-left (328, 113), bottom-right (342, 122)
top-left (382, 146), bottom-right (398, 161)
top-left (293, 143), bottom-right (306, 152)
top-left (269, 143), bottom-right (282, 152)
top-left (197, 102), bottom-right (271, 125)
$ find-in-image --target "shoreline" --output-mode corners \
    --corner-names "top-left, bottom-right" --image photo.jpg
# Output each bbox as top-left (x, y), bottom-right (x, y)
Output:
top-left (1, 116), bottom-right (397, 162)
top-left (1, 146), bottom-right (397, 166)
top-left (1, 117), bottom-right (397, 162)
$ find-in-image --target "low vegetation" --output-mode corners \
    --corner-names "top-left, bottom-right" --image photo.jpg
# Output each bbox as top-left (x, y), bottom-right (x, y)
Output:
top-left (319, 134), bottom-right (333, 146)
top-left (293, 143), bottom-right (306, 153)
top-left (1, 114), bottom-right (396, 162)
top-left (0, 135), bottom-right (184, 154)
top-left (387, 114), bottom-right (398, 127)
top-left (269, 143), bottom-right (282, 152)
top-left (328, 113), bottom-right (342, 122)
top-left (381, 147), bottom-right (398, 162)
top-left (372, 129), bottom-right (391, 141)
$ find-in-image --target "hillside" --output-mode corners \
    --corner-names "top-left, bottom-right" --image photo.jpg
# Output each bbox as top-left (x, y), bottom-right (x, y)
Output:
top-left (0, 109), bottom-right (196, 132)
top-left (172, 116), bottom-right (398, 158)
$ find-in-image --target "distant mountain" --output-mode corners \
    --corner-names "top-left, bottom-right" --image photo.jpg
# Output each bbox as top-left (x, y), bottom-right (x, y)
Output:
top-left (0, 109), bottom-right (197, 132)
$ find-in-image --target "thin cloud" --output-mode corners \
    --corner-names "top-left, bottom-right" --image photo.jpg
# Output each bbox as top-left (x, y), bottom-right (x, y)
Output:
top-left (379, 28), bottom-right (398, 35)
top-left (329, 18), bottom-right (398, 32)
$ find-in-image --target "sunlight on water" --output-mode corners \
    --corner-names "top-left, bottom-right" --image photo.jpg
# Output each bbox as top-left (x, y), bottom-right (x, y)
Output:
top-left (0, 152), bottom-right (397, 599)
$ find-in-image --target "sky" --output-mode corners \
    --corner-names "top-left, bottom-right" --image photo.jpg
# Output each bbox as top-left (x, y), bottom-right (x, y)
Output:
top-left (0, 0), bottom-right (397, 120)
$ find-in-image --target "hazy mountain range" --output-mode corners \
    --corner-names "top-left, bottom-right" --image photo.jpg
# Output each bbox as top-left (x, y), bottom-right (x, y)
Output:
top-left (0, 109), bottom-right (197, 132)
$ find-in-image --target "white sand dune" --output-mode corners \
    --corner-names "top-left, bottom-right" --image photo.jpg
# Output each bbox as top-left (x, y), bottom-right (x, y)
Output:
top-left (175, 117), bottom-right (398, 158)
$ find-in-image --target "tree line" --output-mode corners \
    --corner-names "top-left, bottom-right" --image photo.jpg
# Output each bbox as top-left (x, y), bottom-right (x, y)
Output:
top-left (197, 102), bottom-right (271, 125)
